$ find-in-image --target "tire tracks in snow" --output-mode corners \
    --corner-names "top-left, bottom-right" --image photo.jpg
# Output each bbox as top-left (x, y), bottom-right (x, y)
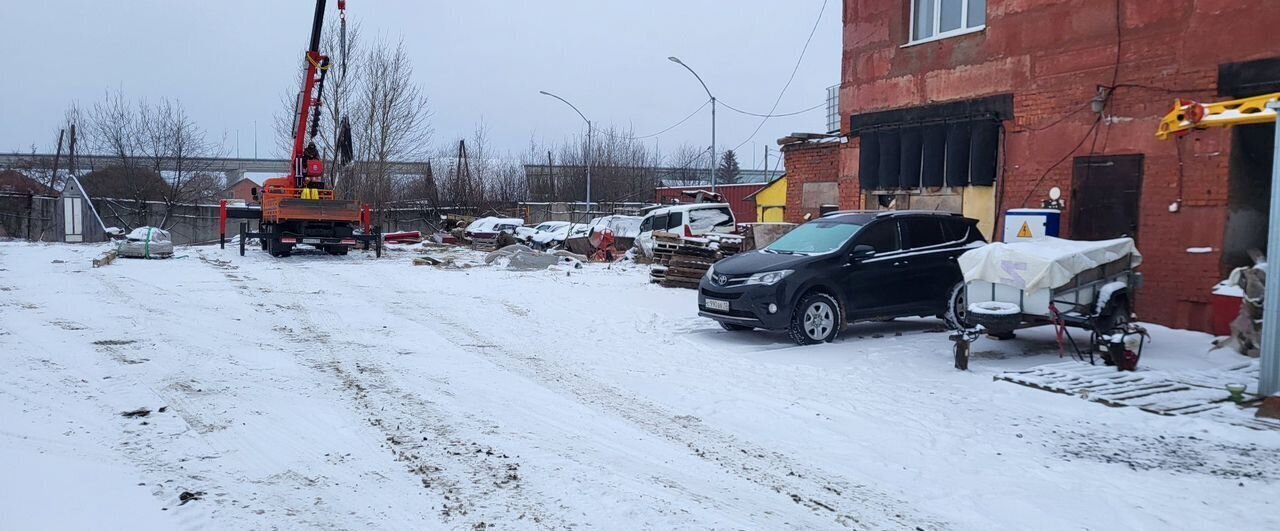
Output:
top-left (395, 292), bottom-right (947, 531)
top-left (230, 259), bottom-right (574, 530)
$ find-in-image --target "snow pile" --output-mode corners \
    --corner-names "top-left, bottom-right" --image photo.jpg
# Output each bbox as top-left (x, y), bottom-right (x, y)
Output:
top-left (483, 244), bottom-right (584, 270)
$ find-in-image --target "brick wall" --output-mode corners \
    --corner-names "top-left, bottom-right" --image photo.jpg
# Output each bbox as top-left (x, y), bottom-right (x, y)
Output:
top-left (780, 141), bottom-right (842, 223)
top-left (837, 0), bottom-right (1280, 331)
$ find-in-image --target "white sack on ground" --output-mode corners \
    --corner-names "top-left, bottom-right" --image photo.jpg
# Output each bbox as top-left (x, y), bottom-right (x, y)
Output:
top-left (117, 227), bottom-right (174, 259)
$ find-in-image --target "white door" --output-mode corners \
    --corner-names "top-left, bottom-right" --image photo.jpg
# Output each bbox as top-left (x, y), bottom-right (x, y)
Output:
top-left (64, 198), bottom-right (84, 243)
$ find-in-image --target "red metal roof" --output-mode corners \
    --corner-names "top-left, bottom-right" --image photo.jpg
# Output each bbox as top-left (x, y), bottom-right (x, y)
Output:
top-left (654, 183), bottom-right (766, 224)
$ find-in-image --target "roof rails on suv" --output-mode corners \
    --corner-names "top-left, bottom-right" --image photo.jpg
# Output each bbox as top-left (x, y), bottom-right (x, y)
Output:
top-left (821, 209), bottom-right (964, 219)
top-left (873, 210), bottom-right (965, 218)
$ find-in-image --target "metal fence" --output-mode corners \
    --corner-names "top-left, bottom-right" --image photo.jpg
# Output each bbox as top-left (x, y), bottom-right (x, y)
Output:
top-left (0, 193), bottom-right (59, 242)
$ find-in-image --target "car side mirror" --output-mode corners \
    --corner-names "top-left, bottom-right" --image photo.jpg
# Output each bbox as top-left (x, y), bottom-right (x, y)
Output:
top-left (849, 244), bottom-right (875, 262)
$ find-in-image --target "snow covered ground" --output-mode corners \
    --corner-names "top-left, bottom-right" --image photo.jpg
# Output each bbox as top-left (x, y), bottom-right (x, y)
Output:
top-left (1, 240), bottom-right (1278, 530)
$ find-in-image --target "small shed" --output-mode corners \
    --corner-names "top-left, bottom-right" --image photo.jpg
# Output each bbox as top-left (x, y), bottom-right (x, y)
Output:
top-left (59, 175), bottom-right (109, 243)
top-left (746, 176), bottom-right (788, 223)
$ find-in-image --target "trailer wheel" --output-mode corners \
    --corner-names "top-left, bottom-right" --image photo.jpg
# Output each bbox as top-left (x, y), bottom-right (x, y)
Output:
top-left (1095, 296), bottom-right (1131, 335)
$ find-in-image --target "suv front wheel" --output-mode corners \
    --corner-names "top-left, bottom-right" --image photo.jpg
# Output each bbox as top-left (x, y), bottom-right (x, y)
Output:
top-left (789, 292), bottom-right (842, 345)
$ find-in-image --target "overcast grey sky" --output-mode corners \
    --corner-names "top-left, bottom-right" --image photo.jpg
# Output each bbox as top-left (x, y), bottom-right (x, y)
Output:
top-left (0, 0), bottom-right (839, 169)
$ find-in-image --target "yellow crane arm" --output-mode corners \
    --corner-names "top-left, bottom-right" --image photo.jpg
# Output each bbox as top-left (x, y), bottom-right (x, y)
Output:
top-left (1156, 92), bottom-right (1279, 140)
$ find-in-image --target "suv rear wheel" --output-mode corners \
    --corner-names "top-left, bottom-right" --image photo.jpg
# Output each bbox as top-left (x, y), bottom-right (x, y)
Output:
top-left (789, 292), bottom-right (842, 345)
top-left (944, 281), bottom-right (968, 330)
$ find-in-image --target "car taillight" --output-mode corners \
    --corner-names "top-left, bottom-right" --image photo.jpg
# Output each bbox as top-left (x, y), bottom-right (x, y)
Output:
top-left (340, 239), bottom-right (356, 245)
top-left (684, 224), bottom-right (694, 238)
top-left (281, 237), bottom-right (297, 244)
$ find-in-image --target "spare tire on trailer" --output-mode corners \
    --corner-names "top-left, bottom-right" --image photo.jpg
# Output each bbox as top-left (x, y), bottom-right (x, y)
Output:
top-left (968, 301), bottom-right (1022, 336)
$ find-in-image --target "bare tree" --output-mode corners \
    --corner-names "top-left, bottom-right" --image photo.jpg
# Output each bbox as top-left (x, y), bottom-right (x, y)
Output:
top-left (89, 90), bottom-right (142, 173)
top-left (664, 143), bottom-right (711, 186)
top-left (137, 98), bottom-right (225, 224)
top-left (351, 37), bottom-right (432, 207)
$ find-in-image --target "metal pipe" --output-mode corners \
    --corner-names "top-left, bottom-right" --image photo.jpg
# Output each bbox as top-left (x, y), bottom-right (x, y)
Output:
top-left (1260, 101), bottom-right (1280, 396)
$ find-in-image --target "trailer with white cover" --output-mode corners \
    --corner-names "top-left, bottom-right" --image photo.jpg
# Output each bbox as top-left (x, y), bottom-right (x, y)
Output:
top-left (951, 237), bottom-right (1147, 370)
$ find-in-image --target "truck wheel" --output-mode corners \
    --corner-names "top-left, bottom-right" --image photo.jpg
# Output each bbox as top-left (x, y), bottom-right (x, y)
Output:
top-left (944, 281), bottom-right (969, 330)
top-left (719, 322), bottom-right (752, 332)
top-left (788, 292), bottom-right (841, 345)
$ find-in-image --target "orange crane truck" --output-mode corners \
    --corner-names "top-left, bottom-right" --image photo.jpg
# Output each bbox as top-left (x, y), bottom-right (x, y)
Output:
top-left (219, 0), bottom-right (381, 258)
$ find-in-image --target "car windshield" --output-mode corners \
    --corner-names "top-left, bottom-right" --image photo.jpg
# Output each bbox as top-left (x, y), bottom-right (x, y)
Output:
top-left (765, 222), bottom-right (863, 255)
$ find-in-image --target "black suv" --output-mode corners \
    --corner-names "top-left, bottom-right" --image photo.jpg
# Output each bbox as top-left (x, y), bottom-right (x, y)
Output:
top-left (698, 211), bottom-right (986, 345)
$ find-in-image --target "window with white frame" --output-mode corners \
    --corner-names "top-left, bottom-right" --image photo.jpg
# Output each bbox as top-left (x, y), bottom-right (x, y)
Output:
top-left (911, 0), bottom-right (986, 43)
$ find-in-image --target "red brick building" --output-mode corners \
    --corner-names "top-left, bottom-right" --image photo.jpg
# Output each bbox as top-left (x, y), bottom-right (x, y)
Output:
top-left (783, 0), bottom-right (1280, 331)
top-left (222, 177), bottom-right (259, 205)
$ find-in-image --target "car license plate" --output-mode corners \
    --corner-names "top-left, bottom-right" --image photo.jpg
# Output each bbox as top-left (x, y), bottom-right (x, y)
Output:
top-left (303, 238), bottom-right (321, 244)
top-left (705, 299), bottom-right (730, 312)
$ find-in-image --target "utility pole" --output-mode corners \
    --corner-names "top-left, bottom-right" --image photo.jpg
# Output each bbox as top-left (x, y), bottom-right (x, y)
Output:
top-left (669, 56), bottom-right (717, 192)
top-left (547, 150), bottom-right (554, 202)
top-left (538, 90), bottom-right (592, 223)
top-left (1261, 100), bottom-right (1280, 395)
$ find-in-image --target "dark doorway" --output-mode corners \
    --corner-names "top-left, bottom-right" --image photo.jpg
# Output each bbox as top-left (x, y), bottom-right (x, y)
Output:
top-left (1224, 123), bottom-right (1276, 272)
top-left (1070, 155), bottom-right (1144, 241)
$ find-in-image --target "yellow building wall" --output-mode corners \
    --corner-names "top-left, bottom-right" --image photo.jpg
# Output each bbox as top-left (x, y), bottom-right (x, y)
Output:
top-left (962, 185), bottom-right (997, 240)
top-left (753, 177), bottom-right (788, 223)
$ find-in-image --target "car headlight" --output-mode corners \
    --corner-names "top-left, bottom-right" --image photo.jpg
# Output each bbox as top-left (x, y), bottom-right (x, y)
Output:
top-left (704, 265), bottom-right (715, 280)
top-left (744, 269), bottom-right (793, 286)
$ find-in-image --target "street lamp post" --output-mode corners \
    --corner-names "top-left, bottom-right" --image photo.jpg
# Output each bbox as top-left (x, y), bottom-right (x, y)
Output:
top-left (669, 56), bottom-right (717, 192)
top-left (539, 90), bottom-right (592, 222)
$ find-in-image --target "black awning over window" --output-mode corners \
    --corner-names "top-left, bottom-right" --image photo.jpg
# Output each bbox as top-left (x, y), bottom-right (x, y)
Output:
top-left (921, 125), bottom-right (946, 188)
top-left (969, 120), bottom-right (1000, 186)
top-left (849, 94), bottom-right (1013, 135)
top-left (945, 122), bottom-right (972, 188)
top-left (859, 132), bottom-right (880, 190)
top-left (859, 118), bottom-right (999, 191)
top-left (878, 131), bottom-right (901, 190)
top-left (898, 128), bottom-right (923, 189)
top-left (853, 95), bottom-right (1010, 191)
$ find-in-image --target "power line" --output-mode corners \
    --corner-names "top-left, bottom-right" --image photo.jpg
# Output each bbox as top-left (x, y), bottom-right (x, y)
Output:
top-left (635, 98), bottom-right (712, 139)
top-left (732, 0), bottom-right (829, 152)
top-left (1018, 116), bottom-right (1102, 208)
top-left (720, 100), bottom-right (825, 118)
